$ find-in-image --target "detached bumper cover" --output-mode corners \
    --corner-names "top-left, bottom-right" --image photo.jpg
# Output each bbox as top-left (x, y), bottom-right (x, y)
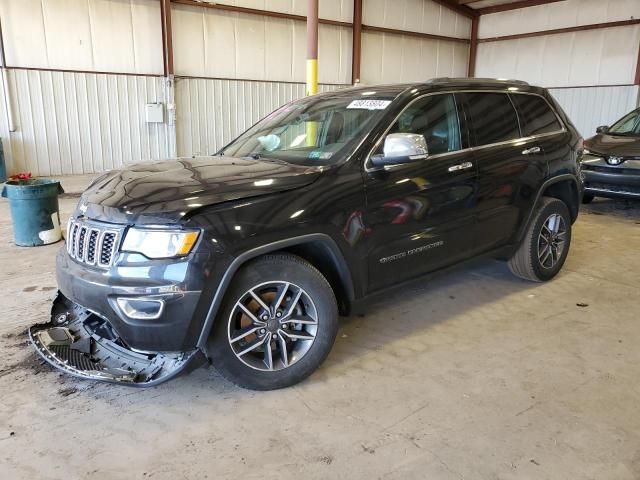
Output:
top-left (29, 292), bottom-right (201, 386)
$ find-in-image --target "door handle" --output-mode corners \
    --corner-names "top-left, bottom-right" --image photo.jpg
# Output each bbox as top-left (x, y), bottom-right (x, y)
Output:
top-left (448, 162), bottom-right (473, 172)
top-left (522, 146), bottom-right (541, 155)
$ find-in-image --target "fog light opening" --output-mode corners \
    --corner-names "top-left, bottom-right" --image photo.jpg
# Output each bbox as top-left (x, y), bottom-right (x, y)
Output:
top-left (116, 298), bottom-right (165, 320)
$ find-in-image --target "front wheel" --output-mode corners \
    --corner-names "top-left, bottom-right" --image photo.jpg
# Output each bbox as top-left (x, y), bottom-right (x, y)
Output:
top-left (508, 197), bottom-right (572, 282)
top-left (209, 253), bottom-right (339, 390)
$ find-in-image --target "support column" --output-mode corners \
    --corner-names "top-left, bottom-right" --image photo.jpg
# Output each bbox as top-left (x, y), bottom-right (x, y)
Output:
top-left (468, 16), bottom-right (479, 77)
top-left (351, 0), bottom-right (362, 85)
top-left (161, 0), bottom-right (177, 158)
top-left (306, 0), bottom-right (319, 146)
top-left (306, 0), bottom-right (319, 96)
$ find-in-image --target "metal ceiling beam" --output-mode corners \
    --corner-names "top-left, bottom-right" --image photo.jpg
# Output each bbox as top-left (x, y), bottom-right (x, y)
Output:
top-left (170, 0), bottom-right (352, 28)
top-left (478, 18), bottom-right (640, 43)
top-left (477, 0), bottom-right (567, 15)
top-left (430, 0), bottom-right (478, 18)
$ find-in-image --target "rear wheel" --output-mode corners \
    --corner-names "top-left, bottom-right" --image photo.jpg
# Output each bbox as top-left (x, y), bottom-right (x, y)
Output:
top-left (209, 253), bottom-right (339, 390)
top-left (582, 194), bottom-right (594, 204)
top-left (508, 197), bottom-right (572, 282)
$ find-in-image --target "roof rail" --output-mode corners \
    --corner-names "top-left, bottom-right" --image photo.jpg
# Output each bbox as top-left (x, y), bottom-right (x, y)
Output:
top-left (426, 77), bottom-right (530, 85)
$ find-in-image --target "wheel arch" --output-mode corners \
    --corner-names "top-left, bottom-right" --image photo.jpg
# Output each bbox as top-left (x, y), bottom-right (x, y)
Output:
top-left (196, 234), bottom-right (355, 352)
top-left (517, 175), bottom-right (580, 244)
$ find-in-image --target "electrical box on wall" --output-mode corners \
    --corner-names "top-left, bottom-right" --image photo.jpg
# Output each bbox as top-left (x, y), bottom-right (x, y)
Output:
top-left (145, 103), bottom-right (164, 123)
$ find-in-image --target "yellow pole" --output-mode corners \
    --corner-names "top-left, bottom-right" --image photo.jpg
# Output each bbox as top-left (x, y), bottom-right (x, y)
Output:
top-left (306, 0), bottom-right (318, 146)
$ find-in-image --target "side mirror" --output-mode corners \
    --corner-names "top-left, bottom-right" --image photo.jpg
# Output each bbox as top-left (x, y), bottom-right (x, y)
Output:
top-left (370, 133), bottom-right (428, 168)
top-left (596, 125), bottom-right (609, 134)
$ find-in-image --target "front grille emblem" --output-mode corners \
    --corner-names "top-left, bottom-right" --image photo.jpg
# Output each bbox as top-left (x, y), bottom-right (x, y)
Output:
top-left (607, 156), bottom-right (623, 166)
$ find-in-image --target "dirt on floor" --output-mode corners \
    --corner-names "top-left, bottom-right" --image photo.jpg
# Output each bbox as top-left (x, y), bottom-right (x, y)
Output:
top-left (1, 175), bottom-right (640, 480)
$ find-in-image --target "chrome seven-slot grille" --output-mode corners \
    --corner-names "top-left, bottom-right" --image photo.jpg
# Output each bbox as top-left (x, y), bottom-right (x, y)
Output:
top-left (67, 219), bottom-right (119, 267)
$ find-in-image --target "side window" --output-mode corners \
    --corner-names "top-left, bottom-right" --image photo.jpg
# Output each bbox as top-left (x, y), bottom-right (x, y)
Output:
top-left (458, 92), bottom-right (520, 147)
top-left (511, 94), bottom-right (562, 136)
top-left (386, 94), bottom-right (462, 155)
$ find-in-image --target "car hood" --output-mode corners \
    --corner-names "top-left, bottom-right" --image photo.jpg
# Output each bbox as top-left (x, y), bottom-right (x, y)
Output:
top-left (78, 156), bottom-right (323, 224)
top-left (585, 134), bottom-right (640, 158)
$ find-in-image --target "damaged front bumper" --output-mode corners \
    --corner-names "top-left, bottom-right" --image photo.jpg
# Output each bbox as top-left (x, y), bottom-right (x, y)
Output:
top-left (29, 293), bottom-right (203, 386)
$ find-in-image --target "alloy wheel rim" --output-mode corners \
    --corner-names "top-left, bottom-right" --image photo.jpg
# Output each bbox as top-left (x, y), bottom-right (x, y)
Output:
top-left (538, 213), bottom-right (566, 269)
top-left (227, 281), bottom-right (318, 371)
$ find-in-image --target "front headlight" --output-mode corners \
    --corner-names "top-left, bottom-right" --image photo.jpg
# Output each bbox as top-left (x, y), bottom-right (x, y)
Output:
top-left (122, 228), bottom-right (200, 259)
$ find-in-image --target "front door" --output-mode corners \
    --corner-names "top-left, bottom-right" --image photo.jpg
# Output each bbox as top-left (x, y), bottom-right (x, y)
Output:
top-left (363, 93), bottom-right (478, 293)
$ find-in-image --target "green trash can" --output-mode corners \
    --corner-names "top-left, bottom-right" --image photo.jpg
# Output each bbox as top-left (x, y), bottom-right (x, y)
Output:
top-left (1, 178), bottom-right (65, 246)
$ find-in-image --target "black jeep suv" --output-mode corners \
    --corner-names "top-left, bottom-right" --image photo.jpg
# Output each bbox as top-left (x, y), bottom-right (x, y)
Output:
top-left (29, 78), bottom-right (583, 390)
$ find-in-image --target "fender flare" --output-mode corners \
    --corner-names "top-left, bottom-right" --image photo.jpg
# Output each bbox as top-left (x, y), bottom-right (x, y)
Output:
top-left (196, 233), bottom-right (355, 351)
top-left (516, 174), bottom-right (581, 243)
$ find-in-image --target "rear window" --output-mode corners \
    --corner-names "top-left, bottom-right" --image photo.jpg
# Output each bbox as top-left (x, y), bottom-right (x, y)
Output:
top-left (511, 94), bottom-right (562, 136)
top-left (458, 92), bottom-right (520, 147)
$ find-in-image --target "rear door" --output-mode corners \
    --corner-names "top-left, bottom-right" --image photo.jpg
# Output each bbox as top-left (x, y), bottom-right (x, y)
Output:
top-left (457, 91), bottom-right (547, 252)
top-left (510, 92), bottom-right (569, 184)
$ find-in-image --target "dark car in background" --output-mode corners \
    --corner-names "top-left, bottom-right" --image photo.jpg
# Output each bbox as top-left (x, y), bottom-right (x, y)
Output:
top-left (582, 107), bottom-right (640, 202)
top-left (29, 78), bottom-right (583, 390)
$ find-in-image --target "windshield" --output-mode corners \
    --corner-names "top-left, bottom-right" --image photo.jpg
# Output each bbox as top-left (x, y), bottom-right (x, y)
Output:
top-left (220, 94), bottom-right (396, 165)
top-left (609, 109), bottom-right (640, 136)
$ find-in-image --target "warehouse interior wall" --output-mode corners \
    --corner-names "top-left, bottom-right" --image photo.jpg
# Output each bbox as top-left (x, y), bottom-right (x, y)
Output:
top-left (475, 0), bottom-right (640, 137)
top-left (0, 0), bottom-right (470, 175)
top-left (1, 0), bottom-right (638, 176)
top-left (359, 0), bottom-right (471, 84)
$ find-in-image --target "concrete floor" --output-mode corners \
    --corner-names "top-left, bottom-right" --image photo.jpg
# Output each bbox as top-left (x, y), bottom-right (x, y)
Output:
top-left (1, 175), bottom-right (640, 480)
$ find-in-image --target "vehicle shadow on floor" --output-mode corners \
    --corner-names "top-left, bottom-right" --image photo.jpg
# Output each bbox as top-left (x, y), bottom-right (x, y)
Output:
top-left (317, 257), bottom-right (543, 376)
top-left (581, 198), bottom-right (640, 221)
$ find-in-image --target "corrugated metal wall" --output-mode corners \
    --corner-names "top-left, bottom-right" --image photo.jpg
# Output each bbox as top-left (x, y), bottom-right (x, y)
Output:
top-left (475, 0), bottom-right (640, 141)
top-left (175, 78), bottom-right (341, 157)
top-left (478, 0), bottom-right (640, 38)
top-left (171, 4), bottom-right (352, 84)
top-left (360, 32), bottom-right (469, 84)
top-left (476, 25), bottom-right (640, 88)
top-left (359, 0), bottom-right (471, 84)
top-left (0, 0), bottom-right (164, 75)
top-left (0, 69), bottom-right (171, 176)
top-left (550, 86), bottom-right (640, 138)
top-left (476, 0), bottom-right (640, 88)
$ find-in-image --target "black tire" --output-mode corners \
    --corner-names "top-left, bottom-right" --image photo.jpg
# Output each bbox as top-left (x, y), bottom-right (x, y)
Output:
top-left (209, 253), bottom-right (339, 390)
top-left (582, 194), bottom-right (595, 204)
top-left (508, 197), bottom-right (572, 282)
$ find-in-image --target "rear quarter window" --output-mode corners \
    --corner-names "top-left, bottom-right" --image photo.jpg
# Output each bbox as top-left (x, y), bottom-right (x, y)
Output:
top-left (457, 92), bottom-right (520, 147)
top-left (510, 94), bottom-right (562, 136)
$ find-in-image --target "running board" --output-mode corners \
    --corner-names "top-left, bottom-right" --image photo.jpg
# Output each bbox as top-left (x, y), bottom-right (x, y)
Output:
top-left (29, 292), bottom-right (199, 386)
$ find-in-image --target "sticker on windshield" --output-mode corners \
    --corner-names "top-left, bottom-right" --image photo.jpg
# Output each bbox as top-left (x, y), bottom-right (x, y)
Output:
top-left (347, 99), bottom-right (392, 110)
top-left (308, 151), bottom-right (333, 160)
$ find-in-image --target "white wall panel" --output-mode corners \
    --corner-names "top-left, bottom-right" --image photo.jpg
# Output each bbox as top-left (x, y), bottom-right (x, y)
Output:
top-left (550, 86), bottom-right (639, 138)
top-left (175, 78), bottom-right (341, 157)
top-left (476, 25), bottom-right (640, 87)
top-left (172, 4), bottom-right (352, 84)
top-left (0, 69), bottom-right (170, 176)
top-left (479, 0), bottom-right (640, 38)
top-left (0, 0), bottom-right (163, 75)
top-left (363, 0), bottom-right (472, 39)
top-left (360, 32), bottom-right (469, 84)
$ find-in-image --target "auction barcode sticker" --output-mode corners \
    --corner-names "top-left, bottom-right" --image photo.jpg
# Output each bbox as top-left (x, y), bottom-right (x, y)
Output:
top-left (347, 99), bottom-right (392, 110)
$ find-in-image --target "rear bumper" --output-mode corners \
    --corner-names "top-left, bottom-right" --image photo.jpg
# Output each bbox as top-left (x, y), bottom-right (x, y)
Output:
top-left (29, 292), bottom-right (205, 386)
